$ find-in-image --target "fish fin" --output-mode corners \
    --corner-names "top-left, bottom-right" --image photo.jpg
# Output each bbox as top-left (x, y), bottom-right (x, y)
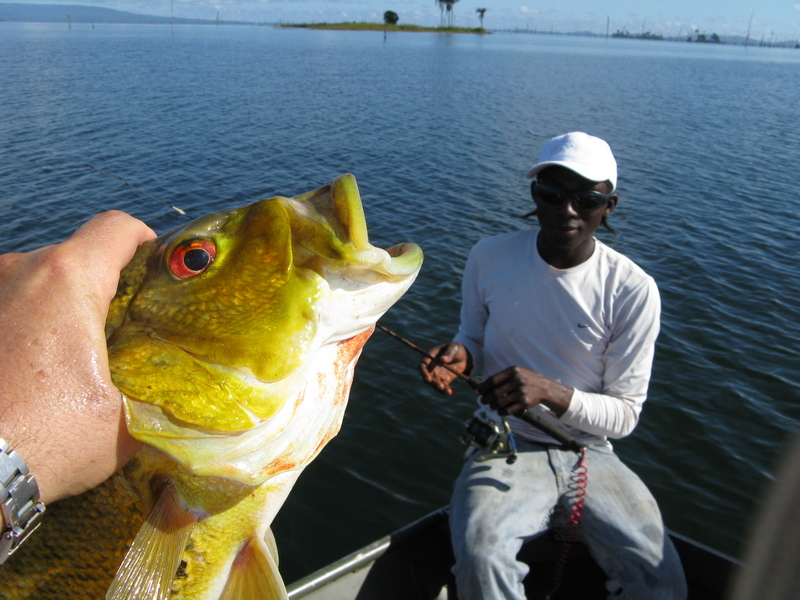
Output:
top-left (220, 536), bottom-right (288, 600)
top-left (264, 527), bottom-right (280, 567)
top-left (106, 478), bottom-right (196, 600)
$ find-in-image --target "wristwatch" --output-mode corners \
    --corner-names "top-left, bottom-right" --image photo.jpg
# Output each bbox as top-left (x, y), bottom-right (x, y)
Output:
top-left (0, 438), bottom-right (46, 565)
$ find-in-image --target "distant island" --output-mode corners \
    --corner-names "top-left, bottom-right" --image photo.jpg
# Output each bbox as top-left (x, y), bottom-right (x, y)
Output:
top-left (0, 4), bottom-right (485, 32)
top-left (2, 3), bottom-right (795, 48)
top-left (282, 22), bottom-right (487, 35)
top-left (0, 2), bottom-right (242, 25)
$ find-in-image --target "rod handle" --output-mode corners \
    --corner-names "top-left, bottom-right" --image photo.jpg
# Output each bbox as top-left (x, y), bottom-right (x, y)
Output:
top-left (516, 410), bottom-right (585, 452)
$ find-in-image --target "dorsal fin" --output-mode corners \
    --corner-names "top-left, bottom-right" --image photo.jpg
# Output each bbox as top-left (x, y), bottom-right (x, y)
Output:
top-left (219, 536), bottom-right (288, 600)
top-left (106, 478), bottom-right (196, 600)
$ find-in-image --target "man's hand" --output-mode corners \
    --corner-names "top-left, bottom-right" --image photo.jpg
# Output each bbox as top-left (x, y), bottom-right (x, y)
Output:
top-left (418, 342), bottom-right (472, 396)
top-left (477, 366), bottom-right (573, 418)
top-left (0, 211), bottom-right (156, 505)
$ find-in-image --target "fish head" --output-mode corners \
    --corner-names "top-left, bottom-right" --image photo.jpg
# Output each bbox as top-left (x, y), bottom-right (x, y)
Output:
top-left (107, 174), bottom-right (422, 483)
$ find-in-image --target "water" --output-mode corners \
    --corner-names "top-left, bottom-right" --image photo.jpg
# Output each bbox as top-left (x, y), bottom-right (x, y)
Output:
top-left (2, 22), bottom-right (799, 582)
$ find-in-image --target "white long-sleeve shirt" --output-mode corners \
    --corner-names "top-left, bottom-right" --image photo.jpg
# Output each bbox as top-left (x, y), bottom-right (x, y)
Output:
top-left (453, 230), bottom-right (661, 447)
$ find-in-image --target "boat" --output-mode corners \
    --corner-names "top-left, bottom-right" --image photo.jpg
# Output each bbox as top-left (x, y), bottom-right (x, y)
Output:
top-left (286, 508), bottom-right (738, 599)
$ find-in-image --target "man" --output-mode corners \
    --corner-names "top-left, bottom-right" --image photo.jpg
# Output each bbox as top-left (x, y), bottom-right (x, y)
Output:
top-left (420, 132), bottom-right (686, 599)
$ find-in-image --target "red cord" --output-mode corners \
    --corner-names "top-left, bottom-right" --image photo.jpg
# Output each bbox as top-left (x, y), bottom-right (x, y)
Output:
top-left (545, 448), bottom-right (588, 599)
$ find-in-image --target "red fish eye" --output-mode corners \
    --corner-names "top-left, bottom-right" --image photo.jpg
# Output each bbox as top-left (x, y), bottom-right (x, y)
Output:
top-left (169, 239), bottom-right (216, 279)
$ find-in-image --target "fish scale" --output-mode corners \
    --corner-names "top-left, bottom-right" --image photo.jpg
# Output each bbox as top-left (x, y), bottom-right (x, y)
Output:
top-left (0, 469), bottom-right (145, 598)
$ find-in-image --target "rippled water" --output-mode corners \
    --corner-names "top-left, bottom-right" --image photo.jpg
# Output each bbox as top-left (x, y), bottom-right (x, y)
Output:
top-left (2, 22), bottom-right (799, 582)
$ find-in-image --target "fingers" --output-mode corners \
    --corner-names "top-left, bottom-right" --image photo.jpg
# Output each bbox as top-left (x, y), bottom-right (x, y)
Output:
top-left (73, 209), bottom-right (157, 254)
top-left (437, 344), bottom-right (461, 363)
top-left (66, 210), bottom-right (156, 301)
top-left (478, 367), bottom-right (535, 416)
top-left (418, 343), bottom-right (466, 395)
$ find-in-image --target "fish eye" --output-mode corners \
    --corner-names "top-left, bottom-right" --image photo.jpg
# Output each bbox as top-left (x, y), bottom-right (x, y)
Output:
top-left (168, 239), bottom-right (216, 279)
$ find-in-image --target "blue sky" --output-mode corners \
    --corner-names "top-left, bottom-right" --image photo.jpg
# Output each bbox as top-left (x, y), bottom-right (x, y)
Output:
top-left (25, 0), bottom-right (800, 39)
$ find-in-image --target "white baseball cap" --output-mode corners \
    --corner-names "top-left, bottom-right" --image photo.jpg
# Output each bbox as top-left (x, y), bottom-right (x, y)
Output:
top-left (525, 132), bottom-right (617, 192)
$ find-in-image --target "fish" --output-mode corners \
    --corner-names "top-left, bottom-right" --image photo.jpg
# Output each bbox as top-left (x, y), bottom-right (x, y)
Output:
top-left (0, 173), bottom-right (423, 600)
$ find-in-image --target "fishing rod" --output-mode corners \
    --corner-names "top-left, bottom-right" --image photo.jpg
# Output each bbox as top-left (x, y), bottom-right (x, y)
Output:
top-left (377, 323), bottom-right (481, 390)
top-left (376, 323), bottom-right (585, 452)
top-left (85, 163), bottom-right (192, 219)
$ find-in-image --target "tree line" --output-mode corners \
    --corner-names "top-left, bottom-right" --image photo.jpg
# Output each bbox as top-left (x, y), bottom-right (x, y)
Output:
top-left (384, 3), bottom-right (486, 28)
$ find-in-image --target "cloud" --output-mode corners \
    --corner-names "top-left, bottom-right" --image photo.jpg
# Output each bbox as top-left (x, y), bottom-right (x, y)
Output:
top-left (520, 6), bottom-right (539, 14)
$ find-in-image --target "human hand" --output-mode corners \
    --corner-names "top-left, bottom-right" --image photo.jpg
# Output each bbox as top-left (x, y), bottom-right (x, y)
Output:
top-left (418, 342), bottom-right (472, 396)
top-left (0, 211), bottom-right (156, 506)
top-left (477, 366), bottom-right (573, 418)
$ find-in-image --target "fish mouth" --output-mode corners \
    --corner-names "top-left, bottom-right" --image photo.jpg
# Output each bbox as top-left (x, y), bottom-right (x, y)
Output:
top-left (329, 174), bottom-right (371, 251)
top-left (293, 173), bottom-right (424, 282)
top-left (293, 174), bottom-right (423, 343)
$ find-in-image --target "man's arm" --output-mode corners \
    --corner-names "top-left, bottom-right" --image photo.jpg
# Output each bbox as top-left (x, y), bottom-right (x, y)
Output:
top-left (476, 366), bottom-right (573, 417)
top-left (476, 273), bottom-right (661, 440)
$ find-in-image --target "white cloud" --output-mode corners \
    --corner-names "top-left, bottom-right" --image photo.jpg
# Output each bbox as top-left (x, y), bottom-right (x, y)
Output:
top-left (520, 6), bottom-right (539, 14)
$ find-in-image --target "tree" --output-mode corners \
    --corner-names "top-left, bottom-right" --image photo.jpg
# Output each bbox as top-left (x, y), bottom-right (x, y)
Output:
top-left (384, 10), bottom-right (399, 25)
top-left (435, 0), bottom-right (459, 27)
top-left (445, 0), bottom-right (460, 27)
top-left (435, 0), bottom-right (445, 26)
top-left (476, 7), bottom-right (486, 28)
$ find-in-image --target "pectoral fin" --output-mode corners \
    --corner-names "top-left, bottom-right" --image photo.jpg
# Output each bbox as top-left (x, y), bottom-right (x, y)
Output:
top-left (106, 479), bottom-right (196, 600)
top-left (220, 536), bottom-right (288, 600)
top-left (264, 527), bottom-right (280, 566)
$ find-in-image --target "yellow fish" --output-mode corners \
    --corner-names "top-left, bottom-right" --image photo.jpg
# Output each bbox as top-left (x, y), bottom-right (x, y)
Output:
top-left (1, 174), bottom-right (423, 599)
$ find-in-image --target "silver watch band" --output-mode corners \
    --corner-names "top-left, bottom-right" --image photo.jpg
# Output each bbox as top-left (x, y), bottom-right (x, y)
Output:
top-left (0, 438), bottom-right (45, 565)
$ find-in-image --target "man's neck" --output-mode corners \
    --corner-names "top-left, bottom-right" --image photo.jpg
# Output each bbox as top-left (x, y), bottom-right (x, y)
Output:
top-left (536, 234), bottom-right (595, 270)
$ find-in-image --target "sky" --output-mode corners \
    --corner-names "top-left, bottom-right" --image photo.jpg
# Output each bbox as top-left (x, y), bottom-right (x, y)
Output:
top-left (22, 0), bottom-right (800, 40)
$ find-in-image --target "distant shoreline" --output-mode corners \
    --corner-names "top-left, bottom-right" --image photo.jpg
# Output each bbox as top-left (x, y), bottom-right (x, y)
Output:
top-left (281, 22), bottom-right (488, 35)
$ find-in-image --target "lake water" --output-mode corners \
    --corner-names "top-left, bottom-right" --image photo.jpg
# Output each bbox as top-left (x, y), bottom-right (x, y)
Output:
top-left (2, 22), bottom-right (799, 583)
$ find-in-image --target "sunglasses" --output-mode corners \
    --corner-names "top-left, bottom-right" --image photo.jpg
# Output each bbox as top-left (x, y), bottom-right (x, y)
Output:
top-left (533, 180), bottom-right (614, 211)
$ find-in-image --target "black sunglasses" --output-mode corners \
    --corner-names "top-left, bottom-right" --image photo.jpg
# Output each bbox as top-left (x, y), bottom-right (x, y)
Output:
top-left (532, 180), bottom-right (614, 211)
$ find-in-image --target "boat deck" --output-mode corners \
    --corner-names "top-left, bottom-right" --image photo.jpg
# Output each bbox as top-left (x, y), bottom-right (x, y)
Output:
top-left (287, 509), bottom-right (737, 599)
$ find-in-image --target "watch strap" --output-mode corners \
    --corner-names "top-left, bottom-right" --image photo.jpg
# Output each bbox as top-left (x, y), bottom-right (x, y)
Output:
top-left (0, 438), bottom-right (45, 564)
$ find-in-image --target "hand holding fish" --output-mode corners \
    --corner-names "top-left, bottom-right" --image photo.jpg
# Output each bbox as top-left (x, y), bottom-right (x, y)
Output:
top-left (477, 365), bottom-right (573, 418)
top-left (419, 342), bottom-right (473, 395)
top-left (1, 174), bottom-right (422, 599)
top-left (0, 211), bottom-right (155, 506)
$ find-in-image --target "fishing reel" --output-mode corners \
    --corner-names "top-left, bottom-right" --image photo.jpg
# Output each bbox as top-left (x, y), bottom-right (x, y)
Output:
top-left (460, 413), bottom-right (518, 464)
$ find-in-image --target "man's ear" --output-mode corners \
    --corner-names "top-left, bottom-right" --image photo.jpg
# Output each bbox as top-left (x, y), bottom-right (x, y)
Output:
top-left (604, 194), bottom-right (619, 216)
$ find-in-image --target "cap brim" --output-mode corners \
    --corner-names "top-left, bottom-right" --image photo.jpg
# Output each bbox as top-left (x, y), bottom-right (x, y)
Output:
top-left (525, 160), bottom-right (615, 190)
top-left (525, 161), bottom-right (562, 179)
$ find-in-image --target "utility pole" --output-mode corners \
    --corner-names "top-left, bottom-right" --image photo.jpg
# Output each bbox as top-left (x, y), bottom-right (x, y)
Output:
top-left (745, 12), bottom-right (753, 49)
